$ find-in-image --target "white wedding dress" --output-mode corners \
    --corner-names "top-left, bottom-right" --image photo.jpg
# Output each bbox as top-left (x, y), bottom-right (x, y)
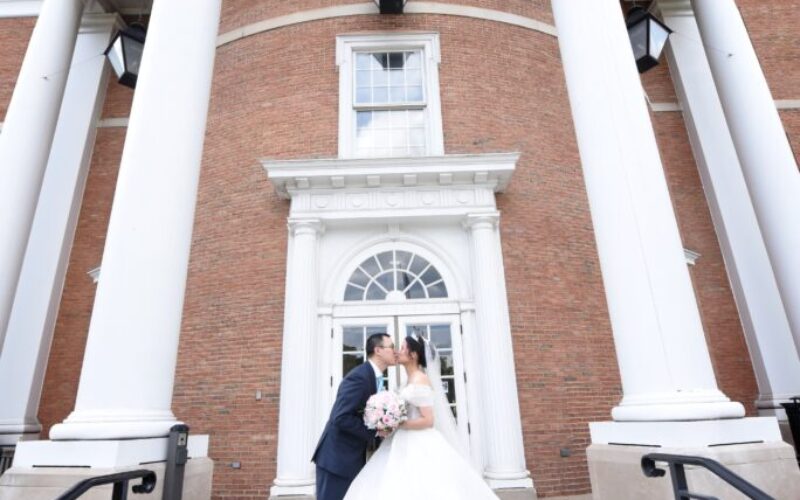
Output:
top-left (344, 383), bottom-right (499, 500)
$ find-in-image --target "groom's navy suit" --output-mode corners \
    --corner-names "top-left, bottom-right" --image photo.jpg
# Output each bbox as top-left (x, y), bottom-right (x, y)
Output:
top-left (312, 361), bottom-right (377, 500)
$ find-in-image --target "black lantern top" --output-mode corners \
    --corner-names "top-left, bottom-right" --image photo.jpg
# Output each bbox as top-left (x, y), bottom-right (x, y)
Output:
top-left (626, 6), bottom-right (673, 73)
top-left (104, 24), bottom-right (146, 89)
top-left (375, 0), bottom-right (407, 14)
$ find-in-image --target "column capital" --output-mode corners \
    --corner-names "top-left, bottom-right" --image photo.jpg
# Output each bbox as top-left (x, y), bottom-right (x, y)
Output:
top-left (462, 212), bottom-right (500, 231)
top-left (656, 0), bottom-right (693, 16)
top-left (287, 218), bottom-right (324, 237)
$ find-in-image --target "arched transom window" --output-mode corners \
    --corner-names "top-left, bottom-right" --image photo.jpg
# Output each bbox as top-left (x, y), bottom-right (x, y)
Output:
top-left (344, 249), bottom-right (448, 301)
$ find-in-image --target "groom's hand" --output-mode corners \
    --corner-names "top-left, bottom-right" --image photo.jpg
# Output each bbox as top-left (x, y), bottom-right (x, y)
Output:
top-left (376, 429), bottom-right (391, 438)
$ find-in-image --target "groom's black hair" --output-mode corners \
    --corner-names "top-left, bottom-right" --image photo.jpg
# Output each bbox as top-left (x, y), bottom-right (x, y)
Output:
top-left (405, 334), bottom-right (427, 369)
top-left (366, 333), bottom-right (391, 357)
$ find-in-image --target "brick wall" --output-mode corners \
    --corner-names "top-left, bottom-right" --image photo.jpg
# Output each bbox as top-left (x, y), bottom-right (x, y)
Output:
top-left (24, 1), bottom-right (796, 498)
top-left (0, 18), bottom-right (34, 120)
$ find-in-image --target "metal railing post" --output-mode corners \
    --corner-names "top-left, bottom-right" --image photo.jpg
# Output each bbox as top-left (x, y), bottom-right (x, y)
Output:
top-left (162, 423), bottom-right (190, 500)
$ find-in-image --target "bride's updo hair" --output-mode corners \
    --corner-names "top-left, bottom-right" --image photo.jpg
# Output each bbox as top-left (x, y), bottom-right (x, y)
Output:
top-left (405, 333), bottom-right (427, 369)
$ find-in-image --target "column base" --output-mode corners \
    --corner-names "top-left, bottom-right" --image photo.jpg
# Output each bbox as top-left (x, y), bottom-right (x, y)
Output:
top-left (612, 396), bottom-right (745, 421)
top-left (12, 435), bottom-right (208, 468)
top-left (587, 442), bottom-right (799, 500)
top-left (49, 410), bottom-right (180, 440)
top-left (0, 456), bottom-right (213, 500)
top-left (590, 416), bottom-right (782, 447)
top-left (269, 482), bottom-right (315, 498)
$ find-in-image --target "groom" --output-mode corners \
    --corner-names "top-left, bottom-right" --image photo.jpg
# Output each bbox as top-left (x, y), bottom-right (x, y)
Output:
top-left (312, 332), bottom-right (397, 500)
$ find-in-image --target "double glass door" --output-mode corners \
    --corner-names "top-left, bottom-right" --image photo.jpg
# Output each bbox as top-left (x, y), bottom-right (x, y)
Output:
top-left (332, 314), bottom-right (470, 443)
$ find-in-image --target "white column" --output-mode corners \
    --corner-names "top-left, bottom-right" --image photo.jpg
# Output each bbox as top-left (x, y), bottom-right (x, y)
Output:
top-left (272, 219), bottom-right (322, 498)
top-left (551, 0), bottom-right (744, 421)
top-left (659, 0), bottom-right (800, 417)
top-left (691, 0), bottom-right (800, 352)
top-left (49, 0), bottom-right (222, 440)
top-left (0, 14), bottom-right (119, 446)
top-left (464, 212), bottom-right (534, 490)
top-left (0, 0), bottom-right (83, 347)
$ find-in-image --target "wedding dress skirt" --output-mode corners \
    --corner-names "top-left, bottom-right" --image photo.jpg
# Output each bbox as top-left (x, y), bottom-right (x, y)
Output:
top-left (344, 384), bottom-right (499, 500)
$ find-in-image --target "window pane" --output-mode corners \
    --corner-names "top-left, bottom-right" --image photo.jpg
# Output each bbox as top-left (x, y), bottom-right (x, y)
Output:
top-left (405, 280), bottom-right (426, 299)
top-left (440, 355), bottom-right (454, 376)
top-left (395, 250), bottom-right (413, 270)
top-left (373, 69), bottom-right (388, 86)
top-left (409, 128), bottom-right (426, 147)
top-left (443, 376), bottom-right (456, 403)
top-left (355, 87), bottom-right (371, 104)
top-left (427, 281), bottom-right (448, 298)
top-left (356, 69), bottom-right (371, 87)
top-left (406, 69), bottom-right (422, 86)
top-left (343, 327), bottom-right (364, 351)
top-left (389, 69), bottom-right (404, 86)
top-left (366, 282), bottom-right (387, 300)
top-left (343, 353), bottom-right (364, 376)
top-left (421, 266), bottom-right (442, 285)
top-left (357, 111), bottom-right (372, 128)
top-left (344, 284), bottom-right (364, 301)
top-left (408, 255), bottom-right (430, 276)
top-left (397, 271), bottom-right (414, 291)
top-left (407, 86), bottom-right (423, 102)
top-left (430, 324), bottom-right (452, 349)
top-left (408, 110), bottom-right (424, 127)
top-left (405, 51), bottom-right (421, 68)
top-left (349, 267), bottom-right (370, 287)
top-left (373, 86), bottom-right (388, 103)
top-left (356, 53), bottom-right (372, 69)
top-left (375, 271), bottom-right (394, 292)
top-left (360, 257), bottom-right (381, 276)
top-left (389, 87), bottom-right (405, 102)
top-left (366, 326), bottom-right (387, 336)
top-left (388, 52), bottom-right (404, 68)
top-left (377, 251), bottom-right (394, 270)
top-left (373, 53), bottom-right (389, 69)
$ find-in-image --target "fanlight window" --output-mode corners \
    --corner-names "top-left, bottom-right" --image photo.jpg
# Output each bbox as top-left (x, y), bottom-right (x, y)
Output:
top-left (344, 250), bottom-right (448, 301)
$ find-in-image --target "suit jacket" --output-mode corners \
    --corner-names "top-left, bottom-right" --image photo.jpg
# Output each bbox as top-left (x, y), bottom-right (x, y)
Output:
top-left (312, 362), bottom-right (378, 478)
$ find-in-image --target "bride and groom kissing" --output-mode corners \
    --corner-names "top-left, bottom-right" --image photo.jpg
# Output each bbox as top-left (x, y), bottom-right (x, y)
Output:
top-left (312, 332), bottom-right (499, 500)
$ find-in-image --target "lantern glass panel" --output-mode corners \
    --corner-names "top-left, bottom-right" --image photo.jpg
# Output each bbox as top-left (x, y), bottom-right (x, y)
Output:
top-left (123, 35), bottom-right (144, 76)
top-left (107, 37), bottom-right (126, 78)
top-left (628, 20), bottom-right (648, 60)
top-left (649, 20), bottom-right (671, 60)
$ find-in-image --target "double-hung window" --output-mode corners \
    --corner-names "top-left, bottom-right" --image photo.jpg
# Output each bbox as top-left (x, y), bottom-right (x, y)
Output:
top-left (337, 34), bottom-right (444, 159)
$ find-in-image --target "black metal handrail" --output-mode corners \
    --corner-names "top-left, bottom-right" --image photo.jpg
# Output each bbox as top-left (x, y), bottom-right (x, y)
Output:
top-left (56, 469), bottom-right (156, 500)
top-left (641, 453), bottom-right (774, 500)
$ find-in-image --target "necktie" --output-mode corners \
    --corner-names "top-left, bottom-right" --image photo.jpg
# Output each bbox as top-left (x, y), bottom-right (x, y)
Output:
top-left (376, 375), bottom-right (384, 392)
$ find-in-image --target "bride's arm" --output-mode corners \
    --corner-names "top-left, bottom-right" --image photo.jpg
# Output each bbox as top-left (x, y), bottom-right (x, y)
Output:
top-left (400, 405), bottom-right (434, 430)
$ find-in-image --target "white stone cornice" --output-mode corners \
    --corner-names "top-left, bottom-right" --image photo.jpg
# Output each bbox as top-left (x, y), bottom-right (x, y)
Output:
top-left (263, 153), bottom-right (519, 199)
top-left (217, 2), bottom-right (556, 48)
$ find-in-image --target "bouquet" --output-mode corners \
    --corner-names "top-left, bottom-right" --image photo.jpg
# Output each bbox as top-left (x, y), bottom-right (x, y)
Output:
top-left (363, 391), bottom-right (407, 432)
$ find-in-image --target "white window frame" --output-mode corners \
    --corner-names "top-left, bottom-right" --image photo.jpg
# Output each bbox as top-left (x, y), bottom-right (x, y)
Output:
top-left (336, 33), bottom-right (444, 159)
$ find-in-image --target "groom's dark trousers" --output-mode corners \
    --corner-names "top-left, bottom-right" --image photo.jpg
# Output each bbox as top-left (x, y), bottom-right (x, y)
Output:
top-left (312, 362), bottom-right (377, 500)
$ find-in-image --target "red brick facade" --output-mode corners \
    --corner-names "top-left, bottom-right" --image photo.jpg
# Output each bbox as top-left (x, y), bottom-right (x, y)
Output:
top-left (1, 1), bottom-right (796, 498)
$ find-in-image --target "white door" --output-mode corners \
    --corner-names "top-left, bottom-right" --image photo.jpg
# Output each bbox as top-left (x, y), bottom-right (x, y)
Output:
top-left (331, 314), bottom-right (470, 448)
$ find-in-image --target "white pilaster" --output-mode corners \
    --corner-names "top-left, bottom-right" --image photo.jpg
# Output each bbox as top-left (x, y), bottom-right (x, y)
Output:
top-left (272, 219), bottom-right (323, 498)
top-left (0, 14), bottom-right (119, 446)
top-left (551, 0), bottom-right (744, 421)
top-left (464, 213), bottom-right (534, 490)
top-left (691, 0), bottom-right (800, 353)
top-left (658, 0), bottom-right (800, 417)
top-left (48, 0), bottom-right (223, 441)
top-left (0, 0), bottom-right (83, 347)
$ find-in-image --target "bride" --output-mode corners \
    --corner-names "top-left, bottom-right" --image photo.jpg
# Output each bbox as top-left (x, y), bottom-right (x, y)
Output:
top-left (344, 332), bottom-right (499, 499)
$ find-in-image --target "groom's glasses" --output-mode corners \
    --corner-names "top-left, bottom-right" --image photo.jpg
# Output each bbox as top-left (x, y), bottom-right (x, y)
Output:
top-left (377, 343), bottom-right (395, 350)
